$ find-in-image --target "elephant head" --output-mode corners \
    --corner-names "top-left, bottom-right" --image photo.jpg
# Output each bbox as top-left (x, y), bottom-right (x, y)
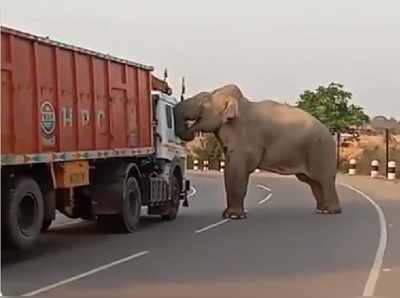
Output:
top-left (174, 85), bottom-right (242, 141)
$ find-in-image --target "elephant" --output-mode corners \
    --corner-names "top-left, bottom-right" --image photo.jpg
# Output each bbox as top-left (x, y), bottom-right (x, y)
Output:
top-left (174, 84), bottom-right (342, 219)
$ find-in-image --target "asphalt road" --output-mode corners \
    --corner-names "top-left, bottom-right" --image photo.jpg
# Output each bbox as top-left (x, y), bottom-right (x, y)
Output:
top-left (2, 173), bottom-right (400, 297)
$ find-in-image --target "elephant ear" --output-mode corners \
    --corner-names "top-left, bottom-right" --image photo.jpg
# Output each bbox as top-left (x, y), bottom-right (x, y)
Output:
top-left (222, 97), bottom-right (239, 123)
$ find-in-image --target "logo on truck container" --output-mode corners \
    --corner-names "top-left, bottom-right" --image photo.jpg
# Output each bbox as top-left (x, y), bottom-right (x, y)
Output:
top-left (41, 101), bottom-right (56, 146)
top-left (41, 101), bottom-right (56, 135)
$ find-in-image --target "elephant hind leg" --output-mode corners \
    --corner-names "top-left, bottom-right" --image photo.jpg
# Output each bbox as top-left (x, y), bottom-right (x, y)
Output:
top-left (317, 177), bottom-right (342, 214)
top-left (295, 174), bottom-right (324, 210)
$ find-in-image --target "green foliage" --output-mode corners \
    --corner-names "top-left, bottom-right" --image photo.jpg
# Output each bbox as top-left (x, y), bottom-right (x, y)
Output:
top-left (297, 82), bottom-right (369, 133)
top-left (192, 134), bottom-right (224, 163)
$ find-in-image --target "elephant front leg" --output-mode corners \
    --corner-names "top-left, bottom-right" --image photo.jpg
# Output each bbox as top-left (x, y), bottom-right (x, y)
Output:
top-left (222, 157), bottom-right (251, 220)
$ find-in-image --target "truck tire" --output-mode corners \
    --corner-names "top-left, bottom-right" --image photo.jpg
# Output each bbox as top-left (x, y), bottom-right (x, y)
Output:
top-left (162, 174), bottom-right (181, 221)
top-left (3, 176), bottom-right (44, 251)
top-left (98, 177), bottom-right (141, 233)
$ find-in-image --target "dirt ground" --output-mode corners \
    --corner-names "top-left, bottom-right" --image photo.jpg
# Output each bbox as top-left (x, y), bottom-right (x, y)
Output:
top-left (339, 134), bottom-right (400, 176)
top-left (341, 134), bottom-right (400, 159)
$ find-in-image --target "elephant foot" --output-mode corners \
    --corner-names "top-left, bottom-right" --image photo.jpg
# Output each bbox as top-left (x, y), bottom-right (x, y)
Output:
top-left (222, 208), bottom-right (247, 220)
top-left (315, 207), bottom-right (342, 215)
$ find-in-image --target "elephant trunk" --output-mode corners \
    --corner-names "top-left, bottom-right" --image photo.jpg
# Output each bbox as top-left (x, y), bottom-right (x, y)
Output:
top-left (173, 97), bottom-right (203, 142)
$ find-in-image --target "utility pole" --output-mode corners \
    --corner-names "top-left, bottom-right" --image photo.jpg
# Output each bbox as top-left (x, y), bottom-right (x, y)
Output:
top-left (163, 68), bottom-right (168, 82)
top-left (180, 77), bottom-right (186, 102)
top-left (385, 128), bottom-right (389, 177)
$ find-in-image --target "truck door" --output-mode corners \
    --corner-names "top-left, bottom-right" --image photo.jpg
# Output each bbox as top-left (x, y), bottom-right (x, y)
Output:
top-left (155, 100), bottom-right (175, 160)
top-left (165, 104), bottom-right (175, 144)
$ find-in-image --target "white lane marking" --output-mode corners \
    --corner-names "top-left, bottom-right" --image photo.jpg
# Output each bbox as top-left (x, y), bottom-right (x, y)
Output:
top-left (341, 184), bottom-right (388, 297)
top-left (195, 183), bottom-right (271, 234)
top-left (257, 184), bottom-right (272, 204)
top-left (382, 268), bottom-right (392, 272)
top-left (256, 184), bottom-right (271, 192)
top-left (22, 251), bottom-right (149, 296)
top-left (258, 193), bottom-right (273, 205)
top-left (187, 186), bottom-right (197, 198)
top-left (48, 212), bottom-right (83, 230)
top-left (51, 219), bottom-right (82, 229)
top-left (195, 219), bottom-right (230, 234)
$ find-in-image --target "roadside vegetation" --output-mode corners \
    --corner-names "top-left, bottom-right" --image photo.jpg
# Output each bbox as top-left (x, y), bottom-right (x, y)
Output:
top-left (297, 82), bottom-right (369, 133)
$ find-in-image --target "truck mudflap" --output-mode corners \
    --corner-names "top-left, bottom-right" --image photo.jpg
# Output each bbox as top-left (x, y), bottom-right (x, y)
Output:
top-left (181, 180), bottom-right (190, 207)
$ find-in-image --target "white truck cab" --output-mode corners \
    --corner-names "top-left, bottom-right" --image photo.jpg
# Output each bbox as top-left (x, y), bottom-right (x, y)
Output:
top-left (153, 92), bottom-right (186, 161)
top-left (151, 91), bottom-right (190, 210)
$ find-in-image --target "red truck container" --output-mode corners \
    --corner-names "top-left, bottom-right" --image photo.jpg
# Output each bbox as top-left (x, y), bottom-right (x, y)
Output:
top-left (1, 26), bottom-right (154, 159)
top-left (1, 27), bottom-right (188, 251)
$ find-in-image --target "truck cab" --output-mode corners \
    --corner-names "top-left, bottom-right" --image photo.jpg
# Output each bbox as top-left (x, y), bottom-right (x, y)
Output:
top-left (153, 92), bottom-right (186, 161)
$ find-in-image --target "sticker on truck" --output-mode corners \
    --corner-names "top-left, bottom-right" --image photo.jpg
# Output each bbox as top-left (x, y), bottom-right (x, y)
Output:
top-left (41, 101), bottom-right (56, 145)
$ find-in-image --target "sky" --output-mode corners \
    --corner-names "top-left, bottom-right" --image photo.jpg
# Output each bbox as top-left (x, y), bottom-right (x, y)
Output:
top-left (2, 0), bottom-right (400, 119)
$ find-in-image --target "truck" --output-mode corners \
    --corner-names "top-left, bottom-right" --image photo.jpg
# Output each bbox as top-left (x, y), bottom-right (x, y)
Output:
top-left (1, 26), bottom-right (189, 251)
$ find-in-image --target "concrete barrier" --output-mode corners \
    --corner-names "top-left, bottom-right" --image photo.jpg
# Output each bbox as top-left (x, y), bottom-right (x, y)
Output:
top-left (193, 159), bottom-right (199, 171)
top-left (219, 160), bottom-right (225, 172)
top-left (388, 161), bottom-right (396, 180)
top-left (349, 159), bottom-right (357, 175)
top-left (203, 160), bottom-right (209, 171)
top-left (370, 160), bottom-right (379, 178)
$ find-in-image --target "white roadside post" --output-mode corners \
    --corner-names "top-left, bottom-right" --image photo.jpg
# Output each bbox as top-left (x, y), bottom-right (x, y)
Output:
top-left (203, 160), bottom-right (209, 171)
top-left (219, 160), bottom-right (225, 172)
top-left (388, 161), bottom-right (396, 180)
top-left (193, 159), bottom-right (199, 171)
top-left (349, 159), bottom-right (357, 175)
top-left (371, 160), bottom-right (379, 178)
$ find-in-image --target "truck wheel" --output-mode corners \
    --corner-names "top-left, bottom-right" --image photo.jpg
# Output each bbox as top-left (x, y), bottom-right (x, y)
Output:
top-left (162, 174), bottom-right (181, 221)
top-left (4, 176), bottom-right (44, 251)
top-left (98, 177), bottom-right (141, 233)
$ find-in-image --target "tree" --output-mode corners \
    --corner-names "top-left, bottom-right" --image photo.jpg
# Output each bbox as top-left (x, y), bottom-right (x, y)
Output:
top-left (297, 82), bottom-right (369, 133)
top-left (297, 82), bottom-right (369, 168)
top-left (192, 133), bottom-right (224, 168)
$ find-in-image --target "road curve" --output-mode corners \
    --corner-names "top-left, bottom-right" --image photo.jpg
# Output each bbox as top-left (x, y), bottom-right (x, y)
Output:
top-left (2, 174), bottom-right (399, 297)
